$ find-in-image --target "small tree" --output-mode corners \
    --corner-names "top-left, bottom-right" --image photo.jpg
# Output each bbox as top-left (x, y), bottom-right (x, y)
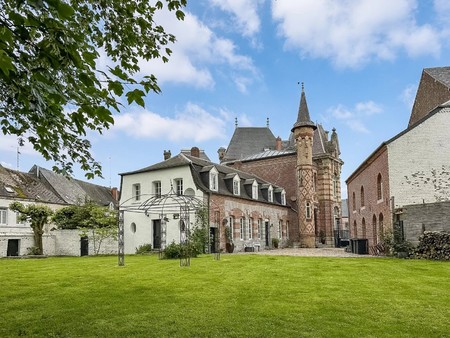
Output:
top-left (190, 207), bottom-right (209, 255)
top-left (10, 202), bottom-right (53, 255)
top-left (79, 204), bottom-right (118, 255)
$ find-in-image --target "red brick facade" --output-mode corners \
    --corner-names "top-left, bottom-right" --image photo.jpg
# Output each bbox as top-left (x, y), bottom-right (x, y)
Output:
top-left (346, 145), bottom-right (391, 248)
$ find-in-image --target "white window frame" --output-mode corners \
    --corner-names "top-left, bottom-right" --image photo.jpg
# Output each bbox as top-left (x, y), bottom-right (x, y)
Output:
top-left (209, 167), bottom-right (218, 191)
top-left (175, 179), bottom-right (183, 196)
top-left (133, 183), bottom-right (141, 201)
top-left (233, 176), bottom-right (240, 196)
top-left (0, 208), bottom-right (7, 225)
top-left (153, 181), bottom-right (161, 197)
top-left (268, 185), bottom-right (273, 203)
top-left (278, 221), bottom-right (282, 239)
top-left (252, 181), bottom-right (258, 200)
top-left (248, 217), bottom-right (253, 239)
top-left (229, 216), bottom-right (235, 240)
top-left (240, 217), bottom-right (244, 240)
top-left (281, 190), bottom-right (286, 205)
top-left (257, 219), bottom-right (262, 239)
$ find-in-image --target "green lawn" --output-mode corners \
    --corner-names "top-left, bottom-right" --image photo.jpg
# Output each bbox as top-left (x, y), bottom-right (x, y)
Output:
top-left (1, 254), bottom-right (449, 338)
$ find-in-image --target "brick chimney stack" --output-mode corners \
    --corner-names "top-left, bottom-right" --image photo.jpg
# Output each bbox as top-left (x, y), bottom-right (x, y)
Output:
top-left (111, 187), bottom-right (119, 201)
top-left (163, 150), bottom-right (171, 160)
top-left (190, 146), bottom-right (200, 158)
top-left (275, 136), bottom-right (282, 151)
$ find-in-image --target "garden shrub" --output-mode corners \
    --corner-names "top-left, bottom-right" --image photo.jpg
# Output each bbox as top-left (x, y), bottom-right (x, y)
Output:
top-left (135, 244), bottom-right (152, 254)
top-left (162, 241), bottom-right (198, 259)
top-left (415, 231), bottom-right (450, 260)
top-left (272, 238), bottom-right (279, 249)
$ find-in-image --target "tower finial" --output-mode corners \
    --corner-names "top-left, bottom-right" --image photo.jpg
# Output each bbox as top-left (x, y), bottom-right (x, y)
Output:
top-left (302, 82), bottom-right (304, 92)
top-left (235, 117), bottom-right (238, 128)
top-left (267, 117), bottom-right (269, 128)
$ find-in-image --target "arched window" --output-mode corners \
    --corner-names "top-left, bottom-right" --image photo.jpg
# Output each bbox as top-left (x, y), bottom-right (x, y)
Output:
top-left (352, 192), bottom-right (356, 211)
top-left (362, 218), bottom-right (366, 238)
top-left (379, 213), bottom-right (384, 241)
top-left (353, 220), bottom-right (357, 237)
top-left (360, 186), bottom-right (365, 208)
top-left (377, 174), bottom-right (383, 200)
top-left (306, 202), bottom-right (312, 219)
top-left (130, 222), bottom-right (136, 233)
top-left (372, 215), bottom-right (377, 245)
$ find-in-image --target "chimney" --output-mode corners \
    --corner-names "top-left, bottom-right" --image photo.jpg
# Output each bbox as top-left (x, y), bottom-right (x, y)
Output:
top-left (190, 147), bottom-right (200, 158)
top-left (275, 136), bottom-right (282, 151)
top-left (111, 187), bottom-right (119, 201)
top-left (163, 150), bottom-right (171, 160)
top-left (218, 147), bottom-right (226, 161)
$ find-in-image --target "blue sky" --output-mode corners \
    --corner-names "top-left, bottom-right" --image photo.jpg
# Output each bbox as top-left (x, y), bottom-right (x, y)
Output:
top-left (1, 0), bottom-right (450, 197)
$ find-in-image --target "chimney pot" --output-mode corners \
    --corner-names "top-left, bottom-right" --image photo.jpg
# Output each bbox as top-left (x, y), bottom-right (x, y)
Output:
top-left (191, 147), bottom-right (200, 158)
top-left (164, 150), bottom-right (171, 160)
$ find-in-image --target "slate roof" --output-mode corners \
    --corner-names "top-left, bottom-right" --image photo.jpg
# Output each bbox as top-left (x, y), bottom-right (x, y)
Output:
top-left (181, 149), bottom-right (211, 161)
top-left (0, 165), bottom-right (66, 204)
top-left (120, 154), bottom-right (190, 175)
top-left (292, 86), bottom-right (316, 131)
top-left (222, 127), bottom-right (277, 162)
top-left (28, 166), bottom-right (116, 206)
top-left (424, 67), bottom-right (450, 88)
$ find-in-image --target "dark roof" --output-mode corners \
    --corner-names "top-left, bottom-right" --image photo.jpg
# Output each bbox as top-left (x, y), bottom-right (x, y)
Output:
top-left (292, 87), bottom-right (316, 131)
top-left (424, 67), bottom-right (450, 88)
top-left (28, 166), bottom-right (116, 206)
top-left (222, 127), bottom-right (277, 162)
top-left (0, 165), bottom-right (66, 204)
top-left (181, 149), bottom-right (211, 161)
top-left (120, 154), bottom-right (190, 175)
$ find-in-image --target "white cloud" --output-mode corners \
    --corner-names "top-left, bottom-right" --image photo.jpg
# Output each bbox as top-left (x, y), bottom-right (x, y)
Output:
top-left (328, 100), bottom-right (383, 133)
top-left (0, 134), bottom-right (38, 156)
top-left (210, 0), bottom-right (264, 37)
top-left (111, 103), bottom-right (227, 142)
top-left (136, 10), bottom-right (256, 91)
top-left (272, 0), bottom-right (441, 68)
top-left (400, 84), bottom-right (417, 108)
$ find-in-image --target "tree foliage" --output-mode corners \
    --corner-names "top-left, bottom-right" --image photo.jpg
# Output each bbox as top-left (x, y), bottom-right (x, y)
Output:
top-left (0, 0), bottom-right (186, 178)
top-left (10, 201), bottom-right (53, 255)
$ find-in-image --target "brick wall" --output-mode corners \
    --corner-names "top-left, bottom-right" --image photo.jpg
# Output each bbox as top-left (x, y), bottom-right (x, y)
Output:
top-left (388, 109), bottom-right (450, 207)
top-left (399, 201), bottom-right (450, 245)
top-left (409, 71), bottom-right (450, 127)
top-left (346, 146), bottom-right (391, 247)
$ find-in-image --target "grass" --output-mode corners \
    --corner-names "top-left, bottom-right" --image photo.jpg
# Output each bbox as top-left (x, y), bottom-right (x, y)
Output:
top-left (0, 254), bottom-right (449, 338)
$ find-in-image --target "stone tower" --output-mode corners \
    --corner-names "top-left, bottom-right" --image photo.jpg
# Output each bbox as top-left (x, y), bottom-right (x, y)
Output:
top-left (292, 84), bottom-right (317, 248)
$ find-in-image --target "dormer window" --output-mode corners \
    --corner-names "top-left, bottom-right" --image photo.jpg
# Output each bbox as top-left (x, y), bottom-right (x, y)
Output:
top-left (209, 167), bottom-right (218, 192)
top-left (233, 175), bottom-right (240, 195)
top-left (281, 190), bottom-right (286, 205)
top-left (133, 183), bottom-right (141, 201)
top-left (268, 185), bottom-right (273, 203)
top-left (252, 181), bottom-right (258, 200)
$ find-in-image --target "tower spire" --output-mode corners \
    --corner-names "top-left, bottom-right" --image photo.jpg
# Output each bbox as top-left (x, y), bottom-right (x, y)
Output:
top-left (292, 82), bottom-right (316, 131)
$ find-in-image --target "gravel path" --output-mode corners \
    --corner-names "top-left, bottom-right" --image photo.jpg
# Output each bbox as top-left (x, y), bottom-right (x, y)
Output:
top-left (247, 247), bottom-right (372, 258)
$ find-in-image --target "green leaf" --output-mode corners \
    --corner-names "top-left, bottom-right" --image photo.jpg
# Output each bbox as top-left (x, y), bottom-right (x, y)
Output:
top-left (0, 50), bottom-right (15, 77)
top-left (126, 89), bottom-right (146, 107)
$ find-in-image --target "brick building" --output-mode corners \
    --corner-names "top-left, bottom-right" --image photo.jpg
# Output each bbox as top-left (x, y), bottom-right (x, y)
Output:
top-left (347, 67), bottom-right (450, 248)
top-left (219, 86), bottom-right (344, 247)
top-left (119, 148), bottom-right (289, 253)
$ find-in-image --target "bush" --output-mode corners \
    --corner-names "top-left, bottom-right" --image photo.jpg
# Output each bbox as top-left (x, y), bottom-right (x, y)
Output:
top-left (415, 231), bottom-right (450, 260)
top-left (26, 246), bottom-right (41, 255)
top-left (162, 241), bottom-right (198, 259)
top-left (135, 244), bottom-right (152, 254)
top-left (272, 238), bottom-right (279, 249)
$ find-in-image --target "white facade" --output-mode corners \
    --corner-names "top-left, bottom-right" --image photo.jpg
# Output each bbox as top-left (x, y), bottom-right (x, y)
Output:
top-left (388, 109), bottom-right (450, 207)
top-left (120, 164), bottom-right (205, 254)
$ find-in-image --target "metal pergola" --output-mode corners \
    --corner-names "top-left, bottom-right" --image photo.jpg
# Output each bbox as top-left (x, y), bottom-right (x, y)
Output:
top-left (118, 184), bottom-right (217, 266)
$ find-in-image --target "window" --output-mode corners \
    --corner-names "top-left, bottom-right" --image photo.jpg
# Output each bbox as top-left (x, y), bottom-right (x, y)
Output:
top-left (372, 215), bottom-right (377, 245)
top-left (306, 202), bottom-right (312, 219)
top-left (268, 185), bottom-right (273, 203)
top-left (379, 213), bottom-right (384, 239)
top-left (233, 176), bottom-right (240, 196)
top-left (228, 216), bottom-right (235, 241)
top-left (248, 218), bottom-right (253, 239)
top-left (281, 190), bottom-right (286, 205)
top-left (377, 174), bottom-right (383, 200)
top-left (353, 220), bottom-right (357, 237)
top-left (252, 181), bottom-right (258, 199)
top-left (130, 222), bottom-right (136, 233)
top-left (175, 179), bottom-right (183, 196)
top-left (286, 221), bottom-right (289, 239)
top-left (257, 219), bottom-right (262, 239)
top-left (360, 186), bottom-right (365, 208)
top-left (240, 217), bottom-right (245, 240)
top-left (278, 220), bottom-right (282, 239)
top-left (362, 218), bottom-right (366, 238)
top-left (333, 175), bottom-right (338, 198)
top-left (133, 184), bottom-right (141, 201)
top-left (153, 181), bottom-right (161, 197)
top-left (352, 192), bottom-right (356, 211)
top-left (210, 168), bottom-right (218, 191)
top-left (0, 208), bottom-right (7, 225)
